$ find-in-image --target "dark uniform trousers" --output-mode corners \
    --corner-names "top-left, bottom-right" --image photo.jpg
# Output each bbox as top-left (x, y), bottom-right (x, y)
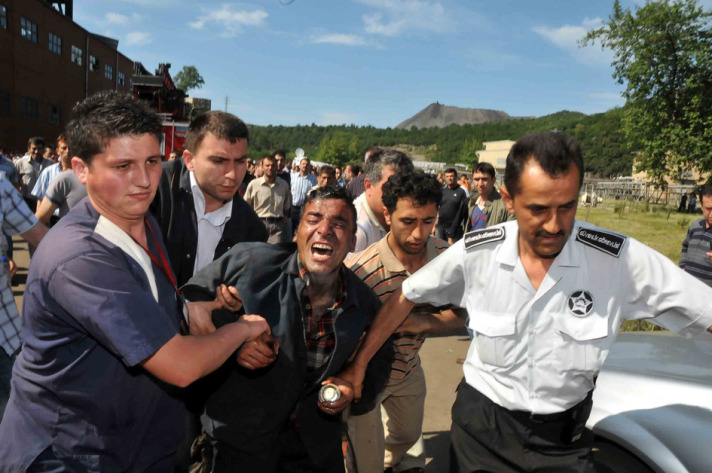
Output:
top-left (449, 380), bottom-right (596, 473)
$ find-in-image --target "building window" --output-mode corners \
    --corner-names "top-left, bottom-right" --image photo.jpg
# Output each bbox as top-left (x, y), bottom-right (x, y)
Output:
top-left (20, 17), bottom-right (38, 43)
top-left (1, 6), bottom-right (7, 30)
top-left (49, 33), bottom-right (62, 55)
top-left (20, 97), bottom-right (39, 120)
top-left (0, 90), bottom-right (10, 117)
top-left (105, 64), bottom-right (114, 80)
top-left (89, 55), bottom-right (99, 72)
top-left (48, 104), bottom-right (61, 125)
top-left (71, 45), bottom-right (83, 66)
top-left (118, 71), bottom-right (126, 87)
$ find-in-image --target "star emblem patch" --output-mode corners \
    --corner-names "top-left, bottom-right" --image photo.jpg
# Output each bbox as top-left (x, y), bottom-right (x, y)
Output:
top-left (567, 290), bottom-right (594, 317)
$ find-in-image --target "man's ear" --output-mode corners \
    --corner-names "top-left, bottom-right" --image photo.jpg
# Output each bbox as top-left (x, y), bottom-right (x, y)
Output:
top-left (183, 150), bottom-right (195, 171)
top-left (499, 185), bottom-right (515, 214)
top-left (383, 205), bottom-right (392, 227)
top-left (72, 157), bottom-right (88, 184)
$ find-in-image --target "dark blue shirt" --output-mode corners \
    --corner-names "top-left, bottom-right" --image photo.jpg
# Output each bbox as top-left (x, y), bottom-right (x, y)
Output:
top-left (0, 199), bottom-right (185, 471)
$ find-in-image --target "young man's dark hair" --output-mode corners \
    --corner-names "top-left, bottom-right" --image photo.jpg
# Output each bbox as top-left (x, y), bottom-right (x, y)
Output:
top-left (382, 170), bottom-right (443, 214)
top-left (303, 185), bottom-right (357, 232)
top-left (698, 183), bottom-right (712, 202)
top-left (473, 162), bottom-right (495, 179)
top-left (272, 149), bottom-right (287, 159)
top-left (444, 167), bottom-right (457, 176)
top-left (184, 110), bottom-right (249, 153)
top-left (263, 154), bottom-right (275, 164)
top-left (65, 91), bottom-right (161, 165)
top-left (363, 149), bottom-right (414, 183)
top-left (319, 165), bottom-right (336, 178)
top-left (504, 131), bottom-right (584, 196)
top-left (27, 136), bottom-right (45, 149)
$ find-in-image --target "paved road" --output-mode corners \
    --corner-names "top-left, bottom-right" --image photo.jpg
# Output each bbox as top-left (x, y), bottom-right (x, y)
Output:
top-left (11, 236), bottom-right (471, 471)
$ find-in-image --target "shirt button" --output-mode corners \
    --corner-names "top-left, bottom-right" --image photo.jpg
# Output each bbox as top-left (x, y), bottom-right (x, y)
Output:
top-left (529, 328), bottom-right (536, 335)
top-left (529, 392), bottom-right (536, 399)
top-left (528, 361), bottom-right (535, 367)
top-left (186, 253), bottom-right (191, 259)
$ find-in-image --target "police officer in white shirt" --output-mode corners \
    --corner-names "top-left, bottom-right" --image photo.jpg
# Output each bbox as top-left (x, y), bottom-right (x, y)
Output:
top-left (341, 131), bottom-right (712, 472)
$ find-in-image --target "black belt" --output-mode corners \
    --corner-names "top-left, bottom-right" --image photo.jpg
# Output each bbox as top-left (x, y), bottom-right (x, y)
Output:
top-left (512, 388), bottom-right (595, 424)
top-left (261, 216), bottom-right (285, 223)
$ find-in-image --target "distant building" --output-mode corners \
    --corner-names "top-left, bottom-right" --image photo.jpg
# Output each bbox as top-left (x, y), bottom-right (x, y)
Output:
top-left (476, 140), bottom-right (515, 176)
top-left (0, 0), bottom-right (136, 152)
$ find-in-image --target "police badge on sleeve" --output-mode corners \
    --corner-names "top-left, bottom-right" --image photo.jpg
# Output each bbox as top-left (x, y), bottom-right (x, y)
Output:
top-left (464, 227), bottom-right (505, 250)
top-left (575, 227), bottom-right (626, 257)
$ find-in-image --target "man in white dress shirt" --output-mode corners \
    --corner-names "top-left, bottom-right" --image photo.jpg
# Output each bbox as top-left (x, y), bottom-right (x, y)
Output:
top-left (341, 131), bottom-right (712, 472)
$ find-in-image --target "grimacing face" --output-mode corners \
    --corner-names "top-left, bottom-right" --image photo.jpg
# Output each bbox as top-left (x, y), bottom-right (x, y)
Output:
top-left (501, 160), bottom-right (579, 260)
top-left (183, 132), bottom-right (248, 212)
top-left (296, 198), bottom-right (356, 280)
top-left (384, 198), bottom-right (438, 256)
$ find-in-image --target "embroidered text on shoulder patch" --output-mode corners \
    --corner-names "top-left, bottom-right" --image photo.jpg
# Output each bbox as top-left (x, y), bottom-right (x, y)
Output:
top-left (464, 227), bottom-right (506, 250)
top-left (575, 227), bottom-right (626, 258)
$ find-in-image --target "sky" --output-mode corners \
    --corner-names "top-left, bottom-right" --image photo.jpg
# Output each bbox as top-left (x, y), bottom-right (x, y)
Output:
top-left (74, 0), bottom-right (712, 128)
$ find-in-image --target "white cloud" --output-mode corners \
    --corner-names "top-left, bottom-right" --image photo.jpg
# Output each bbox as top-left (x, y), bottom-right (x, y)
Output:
top-left (105, 12), bottom-right (142, 25)
top-left (311, 33), bottom-right (368, 46)
top-left (189, 5), bottom-right (268, 38)
top-left (125, 31), bottom-right (153, 46)
top-left (533, 18), bottom-right (614, 66)
top-left (358, 0), bottom-right (454, 37)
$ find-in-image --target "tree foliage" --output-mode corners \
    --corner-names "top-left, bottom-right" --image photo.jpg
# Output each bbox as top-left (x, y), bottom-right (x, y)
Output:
top-left (174, 66), bottom-right (205, 92)
top-left (582, 0), bottom-right (712, 183)
top-left (246, 109), bottom-right (631, 178)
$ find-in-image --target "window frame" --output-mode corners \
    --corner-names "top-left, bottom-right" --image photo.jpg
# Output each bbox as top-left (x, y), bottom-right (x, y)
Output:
top-left (89, 55), bottom-right (99, 73)
top-left (104, 64), bottom-right (114, 80)
top-left (20, 96), bottom-right (39, 121)
top-left (71, 45), bottom-right (83, 66)
top-left (0, 5), bottom-right (8, 30)
top-left (20, 16), bottom-right (38, 43)
top-left (48, 32), bottom-right (62, 55)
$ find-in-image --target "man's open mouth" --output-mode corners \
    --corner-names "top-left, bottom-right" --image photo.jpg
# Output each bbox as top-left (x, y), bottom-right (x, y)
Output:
top-left (311, 243), bottom-right (334, 260)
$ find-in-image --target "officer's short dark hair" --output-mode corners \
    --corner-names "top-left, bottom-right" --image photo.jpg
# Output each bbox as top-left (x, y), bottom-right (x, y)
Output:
top-left (27, 136), bottom-right (45, 149)
top-left (444, 167), bottom-right (457, 176)
top-left (66, 91), bottom-right (161, 165)
top-left (473, 162), bottom-right (495, 179)
top-left (346, 162), bottom-right (362, 175)
top-left (363, 149), bottom-right (414, 185)
top-left (184, 110), bottom-right (249, 154)
top-left (382, 170), bottom-right (442, 214)
top-left (302, 186), bottom-right (356, 233)
top-left (273, 149), bottom-right (286, 160)
top-left (504, 131), bottom-right (584, 196)
top-left (699, 184), bottom-right (712, 204)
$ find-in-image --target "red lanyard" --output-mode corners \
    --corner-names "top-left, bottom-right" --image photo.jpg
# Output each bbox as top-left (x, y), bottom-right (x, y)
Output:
top-left (130, 218), bottom-right (179, 294)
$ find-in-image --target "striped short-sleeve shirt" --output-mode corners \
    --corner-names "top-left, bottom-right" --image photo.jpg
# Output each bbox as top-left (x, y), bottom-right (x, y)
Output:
top-left (346, 234), bottom-right (449, 381)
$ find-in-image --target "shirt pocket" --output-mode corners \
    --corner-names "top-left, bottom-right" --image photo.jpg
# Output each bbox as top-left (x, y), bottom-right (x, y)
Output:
top-left (553, 313), bottom-right (609, 372)
top-left (469, 311), bottom-right (516, 368)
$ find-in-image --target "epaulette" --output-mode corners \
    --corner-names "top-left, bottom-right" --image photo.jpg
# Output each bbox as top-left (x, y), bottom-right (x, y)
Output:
top-left (464, 227), bottom-right (505, 250)
top-left (575, 227), bottom-right (626, 258)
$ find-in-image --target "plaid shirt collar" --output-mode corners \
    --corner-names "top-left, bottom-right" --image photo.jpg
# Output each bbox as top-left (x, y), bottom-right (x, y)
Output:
top-left (295, 255), bottom-right (348, 375)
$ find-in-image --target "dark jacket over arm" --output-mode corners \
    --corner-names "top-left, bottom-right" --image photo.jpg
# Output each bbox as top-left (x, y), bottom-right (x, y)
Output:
top-left (149, 158), bottom-right (268, 286)
top-left (182, 242), bottom-right (393, 461)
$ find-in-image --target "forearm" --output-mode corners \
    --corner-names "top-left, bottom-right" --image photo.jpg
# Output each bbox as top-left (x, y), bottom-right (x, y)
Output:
top-left (353, 288), bottom-right (414, 369)
top-left (427, 308), bottom-right (467, 335)
top-left (143, 321), bottom-right (250, 387)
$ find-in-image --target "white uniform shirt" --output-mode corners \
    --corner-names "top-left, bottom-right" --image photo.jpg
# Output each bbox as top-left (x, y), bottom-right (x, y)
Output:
top-left (353, 193), bottom-right (387, 253)
top-left (402, 220), bottom-right (712, 414)
top-left (189, 172), bottom-right (233, 274)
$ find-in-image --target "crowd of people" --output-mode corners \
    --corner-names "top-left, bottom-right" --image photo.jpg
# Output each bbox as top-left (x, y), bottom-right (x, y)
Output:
top-left (0, 90), bottom-right (710, 473)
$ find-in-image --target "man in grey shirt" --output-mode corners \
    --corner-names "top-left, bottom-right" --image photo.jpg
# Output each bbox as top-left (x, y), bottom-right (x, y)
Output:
top-left (34, 170), bottom-right (87, 223)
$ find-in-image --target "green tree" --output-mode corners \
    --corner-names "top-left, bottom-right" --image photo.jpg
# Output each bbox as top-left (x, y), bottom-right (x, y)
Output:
top-left (459, 136), bottom-right (483, 168)
top-left (582, 0), bottom-right (712, 183)
top-left (174, 65), bottom-right (205, 92)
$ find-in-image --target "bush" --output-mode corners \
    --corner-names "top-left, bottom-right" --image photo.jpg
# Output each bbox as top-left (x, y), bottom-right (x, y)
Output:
top-left (613, 202), bottom-right (625, 217)
top-left (677, 217), bottom-right (691, 229)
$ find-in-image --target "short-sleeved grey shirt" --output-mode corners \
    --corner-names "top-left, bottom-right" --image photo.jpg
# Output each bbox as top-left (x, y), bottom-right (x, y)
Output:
top-left (45, 170), bottom-right (87, 218)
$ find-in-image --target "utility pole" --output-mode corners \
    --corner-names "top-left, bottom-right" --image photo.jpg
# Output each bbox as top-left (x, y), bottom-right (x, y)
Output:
top-left (224, 96), bottom-right (228, 112)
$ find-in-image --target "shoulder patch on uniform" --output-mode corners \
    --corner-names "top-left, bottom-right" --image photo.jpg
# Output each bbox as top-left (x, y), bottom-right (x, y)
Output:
top-left (575, 227), bottom-right (626, 258)
top-left (464, 227), bottom-right (505, 250)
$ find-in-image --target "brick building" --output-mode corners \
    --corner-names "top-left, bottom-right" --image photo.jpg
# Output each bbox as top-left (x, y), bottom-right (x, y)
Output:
top-left (0, 0), bottom-right (134, 153)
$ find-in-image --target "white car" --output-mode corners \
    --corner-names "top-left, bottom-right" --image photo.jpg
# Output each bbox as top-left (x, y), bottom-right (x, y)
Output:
top-left (589, 332), bottom-right (712, 473)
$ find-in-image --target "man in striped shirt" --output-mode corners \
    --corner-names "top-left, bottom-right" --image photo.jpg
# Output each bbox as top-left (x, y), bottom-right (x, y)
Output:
top-left (680, 184), bottom-right (712, 286)
top-left (290, 157), bottom-right (318, 232)
top-left (345, 170), bottom-right (466, 473)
